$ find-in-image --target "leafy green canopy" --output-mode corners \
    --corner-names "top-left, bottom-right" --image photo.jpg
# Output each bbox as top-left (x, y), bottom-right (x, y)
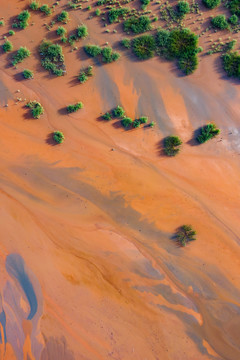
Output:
top-left (176, 225), bottom-right (196, 246)
top-left (202, 0), bottom-right (221, 8)
top-left (123, 15), bottom-right (152, 34)
top-left (53, 131), bottom-right (65, 144)
top-left (222, 51), bottom-right (240, 77)
top-left (26, 101), bottom-right (44, 119)
top-left (132, 35), bottom-right (156, 60)
top-left (197, 123), bottom-right (220, 143)
top-left (12, 47), bottom-right (31, 66)
top-left (39, 40), bottom-right (65, 76)
top-left (164, 135), bottom-right (182, 156)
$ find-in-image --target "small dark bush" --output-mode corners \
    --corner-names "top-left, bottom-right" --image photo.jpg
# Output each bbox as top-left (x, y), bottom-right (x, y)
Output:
top-left (124, 15), bottom-right (152, 34)
top-left (9, 30), bottom-right (15, 36)
top-left (121, 38), bottom-right (131, 49)
top-left (211, 15), bottom-right (229, 29)
top-left (197, 123), bottom-right (220, 143)
top-left (113, 105), bottom-right (125, 118)
top-left (178, 54), bottom-right (198, 74)
top-left (53, 131), bottom-right (65, 144)
top-left (108, 8), bottom-right (130, 23)
top-left (176, 225), bottom-right (196, 246)
top-left (13, 10), bottom-right (30, 29)
top-left (78, 65), bottom-right (93, 83)
top-left (164, 135), bottom-right (182, 156)
top-left (2, 40), bottom-right (13, 53)
top-left (29, 1), bottom-right (40, 10)
top-left (177, 1), bottom-right (190, 16)
top-left (26, 101), bottom-right (44, 118)
top-left (227, 0), bottom-right (240, 15)
top-left (67, 102), bottom-right (83, 113)
top-left (133, 119), bottom-right (141, 128)
top-left (77, 25), bottom-right (88, 39)
top-left (102, 46), bottom-right (120, 63)
top-left (58, 11), bottom-right (69, 23)
top-left (56, 26), bottom-right (67, 36)
top-left (139, 116), bottom-right (148, 124)
top-left (40, 4), bottom-right (52, 15)
top-left (222, 51), bottom-right (240, 77)
top-left (84, 44), bottom-right (102, 57)
top-left (102, 112), bottom-right (112, 120)
top-left (132, 35), bottom-right (156, 60)
top-left (202, 0), bottom-right (220, 8)
top-left (228, 14), bottom-right (238, 24)
top-left (39, 40), bottom-right (65, 76)
top-left (141, 0), bottom-right (150, 9)
top-left (12, 47), bottom-right (31, 66)
top-left (121, 117), bottom-right (133, 128)
top-left (155, 29), bottom-right (171, 58)
top-left (23, 69), bottom-right (34, 79)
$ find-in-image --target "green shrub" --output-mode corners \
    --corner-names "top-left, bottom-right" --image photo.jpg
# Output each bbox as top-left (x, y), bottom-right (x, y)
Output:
top-left (113, 105), bottom-right (125, 117)
top-left (26, 101), bottom-right (44, 118)
top-left (12, 47), bottom-right (31, 66)
top-left (202, 0), bottom-right (220, 8)
top-left (167, 28), bottom-right (199, 59)
top-left (39, 40), bottom-right (65, 76)
top-left (78, 65), bottom-right (93, 83)
top-left (227, 0), bottom-right (240, 15)
top-left (67, 102), bottom-right (83, 113)
top-left (102, 112), bottom-right (112, 120)
top-left (177, 1), bottom-right (190, 16)
top-left (228, 14), bottom-right (238, 24)
top-left (53, 131), bottom-right (65, 144)
top-left (164, 135), bottom-right (182, 156)
top-left (108, 8), bottom-right (129, 23)
top-left (23, 69), bottom-right (34, 79)
top-left (9, 30), bottom-right (15, 36)
top-left (121, 117), bottom-right (133, 128)
top-left (84, 44), bottom-right (102, 57)
top-left (133, 119), bottom-right (141, 128)
top-left (58, 11), bottom-right (69, 23)
top-left (211, 15), bottom-right (229, 29)
top-left (0, 20), bottom-right (4, 26)
top-left (95, 8), bottom-right (101, 16)
top-left (149, 121), bottom-right (155, 127)
top-left (222, 51), bottom-right (240, 77)
top-left (121, 38), bottom-right (131, 49)
top-left (2, 40), bottom-right (13, 53)
top-left (141, 0), bottom-right (150, 9)
top-left (123, 15), bottom-right (152, 34)
top-left (40, 4), bottom-right (52, 15)
top-left (102, 46), bottom-right (120, 63)
top-left (178, 55), bottom-right (198, 74)
top-left (13, 10), bottom-right (31, 29)
top-left (57, 26), bottom-right (67, 36)
top-left (197, 123), bottom-right (220, 143)
top-left (155, 29), bottom-right (171, 58)
top-left (76, 25), bottom-right (88, 38)
top-left (176, 225), bottom-right (196, 246)
top-left (132, 35), bottom-right (156, 60)
top-left (139, 116), bottom-right (148, 124)
top-left (29, 1), bottom-right (40, 10)
top-left (225, 39), bottom-right (237, 51)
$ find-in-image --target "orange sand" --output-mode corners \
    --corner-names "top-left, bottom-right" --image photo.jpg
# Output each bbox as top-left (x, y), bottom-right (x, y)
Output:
top-left (0, 0), bottom-right (240, 359)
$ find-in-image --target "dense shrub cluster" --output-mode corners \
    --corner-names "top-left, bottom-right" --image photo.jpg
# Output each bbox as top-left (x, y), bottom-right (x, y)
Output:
top-left (40, 5), bottom-right (52, 15)
top-left (78, 66), bottom-right (93, 83)
top-left (113, 105), bottom-right (125, 117)
top-left (56, 26), bottom-right (67, 36)
top-left (108, 8), bottom-right (130, 23)
top-left (2, 40), bottom-right (13, 53)
top-left (26, 101), bottom-right (44, 118)
top-left (141, 0), bottom-right (150, 10)
top-left (177, 1), bottom-right (190, 16)
top-left (176, 225), bottom-right (196, 246)
top-left (211, 15), bottom-right (229, 29)
top-left (202, 0), bottom-right (220, 8)
top-left (132, 35), bottom-right (156, 60)
top-left (12, 10), bottom-right (30, 29)
top-left (228, 14), bottom-right (238, 24)
top-left (53, 131), bottom-right (65, 144)
top-left (123, 15), bottom-right (152, 34)
top-left (67, 102), bottom-right (83, 113)
top-left (227, 0), bottom-right (240, 15)
top-left (57, 11), bottom-right (69, 23)
top-left (222, 51), bottom-right (240, 77)
top-left (102, 106), bottom-right (149, 130)
top-left (23, 69), bottom-right (34, 79)
top-left (121, 38), bottom-right (131, 49)
top-left (84, 44), bottom-right (120, 63)
top-left (29, 1), bottom-right (40, 10)
top-left (164, 136), bottom-right (182, 156)
top-left (12, 47), bottom-right (31, 66)
top-left (29, 2), bottom-right (51, 15)
top-left (9, 30), bottom-right (15, 36)
top-left (39, 40), bottom-right (65, 76)
top-left (68, 25), bottom-right (88, 46)
top-left (197, 123), bottom-right (220, 143)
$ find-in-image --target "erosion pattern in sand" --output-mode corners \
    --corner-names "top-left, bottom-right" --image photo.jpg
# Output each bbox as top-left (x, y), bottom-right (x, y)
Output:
top-left (0, 0), bottom-right (240, 359)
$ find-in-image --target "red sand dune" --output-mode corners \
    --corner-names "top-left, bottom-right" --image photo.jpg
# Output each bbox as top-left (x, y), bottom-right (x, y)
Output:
top-left (0, 0), bottom-right (240, 359)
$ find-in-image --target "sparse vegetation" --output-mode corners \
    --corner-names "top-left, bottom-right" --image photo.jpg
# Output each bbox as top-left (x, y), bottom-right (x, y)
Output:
top-left (176, 225), bottom-right (196, 246)
top-left (8, 30), bottom-right (15, 36)
top-left (29, 1), bottom-right (40, 10)
top-left (67, 102), bottom-right (83, 113)
top-left (2, 40), bottom-right (13, 53)
top-left (40, 4), bottom-right (52, 15)
top-left (121, 117), bottom-right (133, 128)
top-left (121, 38), bottom-right (131, 49)
top-left (57, 11), bottom-right (70, 23)
top-left (78, 65), bottom-right (93, 83)
top-left (84, 44), bottom-right (102, 57)
top-left (84, 44), bottom-right (120, 63)
top-left (53, 131), bottom-right (65, 143)
top-left (0, 20), bottom-right (5, 26)
top-left (39, 40), bottom-right (65, 76)
top-left (164, 135), bottom-right (182, 156)
top-left (57, 26), bottom-right (67, 36)
top-left (108, 8), bottom-right (130, 23)
top-left (76, 24), bottom-right (88, 39)
top-left (12, 47), bottom-right (31, 66)
top-left (102, 112), bottom-right (112, 120)
top-left (23, 69), bottom-right (34, 79)
top-left (26, 101), bottom-right (44, 118)
top-left (197, 123), bottom-right (220, 143)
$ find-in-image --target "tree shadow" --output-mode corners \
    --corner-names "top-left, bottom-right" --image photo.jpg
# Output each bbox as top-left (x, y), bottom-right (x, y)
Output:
top-left (45, 133), bottom-right (58, 146)
top-left (157, 138), bottom-right (166, 156)
top-left (13, 72), bottom-right (25, 82)
top-left (187, 128), bottom-right (202, 146)
top-left (58, 107), bottom-right (68, 115)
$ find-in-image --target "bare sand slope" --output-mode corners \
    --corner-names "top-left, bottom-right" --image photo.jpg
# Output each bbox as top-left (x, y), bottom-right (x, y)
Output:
top-left (0, 1), bottom-right (240, 359)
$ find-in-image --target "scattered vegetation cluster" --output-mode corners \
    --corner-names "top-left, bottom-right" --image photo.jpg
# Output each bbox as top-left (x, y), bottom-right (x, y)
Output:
top-left (78, 66), bottom-right (93, 83)
top-left (197, 123), bottom-right (220, 143)
top-left (102, 106), bottom-right (153, 129)
top-left (84, 44), bottom-right (120, 63)
top-left (67, 102), bottom-right (84, 113)
top-left (164, 136), bottom-right (182, 156)
top-left (176, 225), bottom-right (196, 246)
top-left (12, 47), bottom-right (31, 66)
top-left (26, 101), bottom-right (44, 118)
top-left (39, 40), bottom-right (65, 76)
top-left (12, 10), bottom-right (31, 29)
